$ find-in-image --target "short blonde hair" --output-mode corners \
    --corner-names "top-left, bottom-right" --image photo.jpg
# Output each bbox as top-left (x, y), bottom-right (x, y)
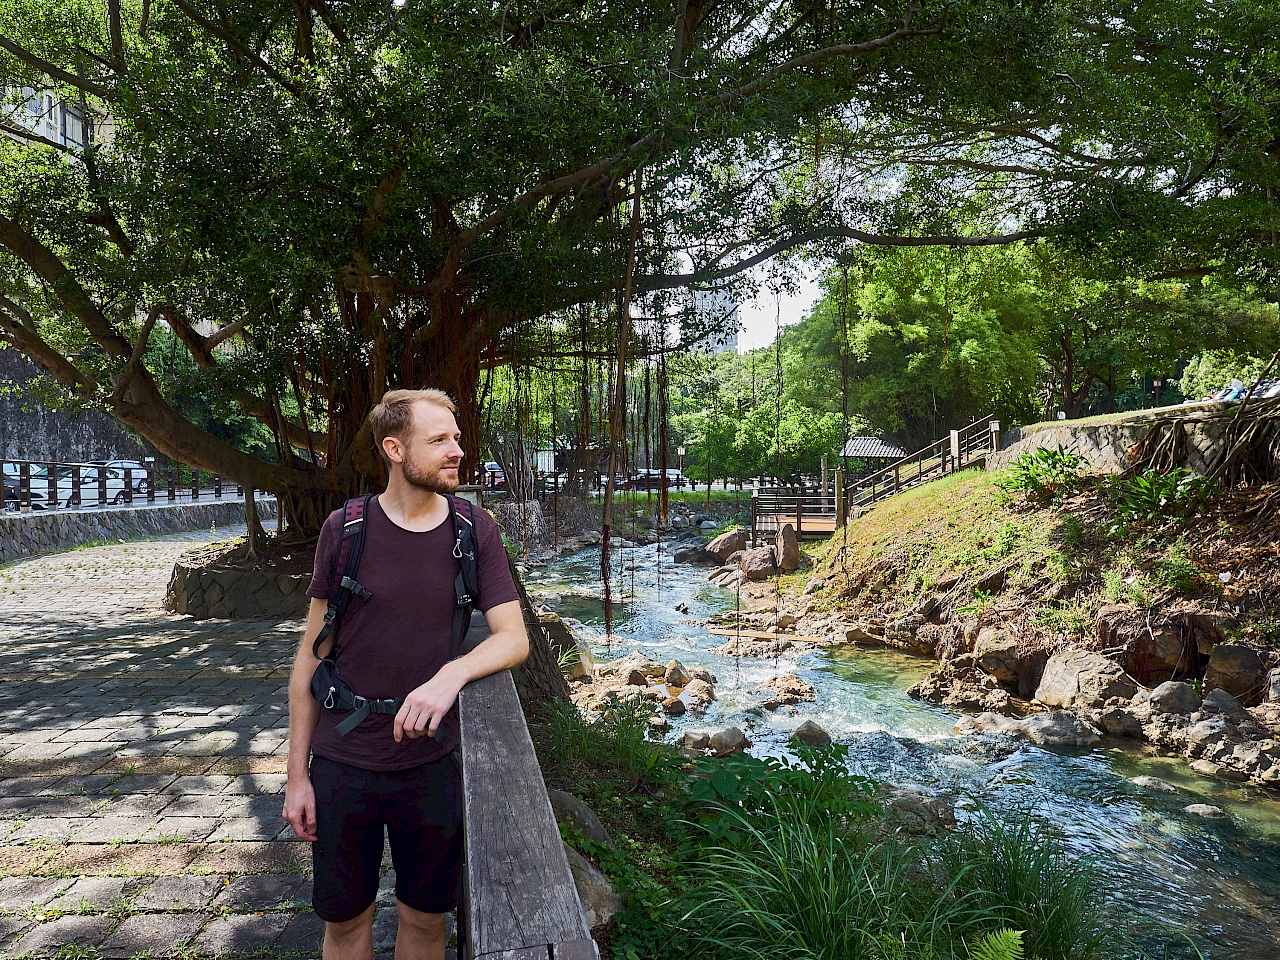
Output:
top-left (370, 388), bottom-right (457, 463)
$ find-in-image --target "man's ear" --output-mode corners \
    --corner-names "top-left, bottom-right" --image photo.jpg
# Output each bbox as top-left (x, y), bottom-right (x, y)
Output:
top-left (382, 436), bottom-right (405, 464)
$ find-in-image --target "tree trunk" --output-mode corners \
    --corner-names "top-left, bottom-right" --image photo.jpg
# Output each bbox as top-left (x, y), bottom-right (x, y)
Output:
top-left (505, 553), bottom-right (572, 707)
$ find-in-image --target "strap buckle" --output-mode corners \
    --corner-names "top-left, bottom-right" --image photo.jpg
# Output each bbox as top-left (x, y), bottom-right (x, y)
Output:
top-left (339, 576), bottom-right (372, 601)
top-left (351, 694), bottom-right (366, 710)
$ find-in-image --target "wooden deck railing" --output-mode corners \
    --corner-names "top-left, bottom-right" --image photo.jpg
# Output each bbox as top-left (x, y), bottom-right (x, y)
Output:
top-left (457, 617), bottom-right (597, 960)
top-left (843, 416), bottom-right (998, 513)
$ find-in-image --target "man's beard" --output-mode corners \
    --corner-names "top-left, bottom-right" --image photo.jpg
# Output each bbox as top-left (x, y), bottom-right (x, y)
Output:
top-left (403, 456), bottom-right (460, 494)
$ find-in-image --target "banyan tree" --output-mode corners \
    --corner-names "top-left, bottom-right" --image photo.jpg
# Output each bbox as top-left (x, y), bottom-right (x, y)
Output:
top-left (3, 1), bottom-right (1263, 536)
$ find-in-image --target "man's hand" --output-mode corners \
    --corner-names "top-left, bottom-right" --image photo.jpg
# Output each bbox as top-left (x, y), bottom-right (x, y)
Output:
top-left (283, 777), bottom-right (317, 841)
top-left (394, 666), bottom-right (464, 742)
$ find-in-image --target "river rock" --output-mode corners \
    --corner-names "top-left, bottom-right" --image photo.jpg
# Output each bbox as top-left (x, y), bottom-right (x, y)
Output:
top-left (624, 668), bottom-right (648, 687)
top-left (669, 514), bottom-right (689, 530)
top-left (688, 665), bottom-right (717, 684)
top-left (1096, 705), bottom-right (1144, 738)
top-left (740, 546), bottom-right (778, 580)
top-left (684, 678), bottom-right (716, 713)
top-left (673, 544), bottom-right (719, 565)
top-left (662, 696), bottom-right (686, 716)
top-left (881, 787), bottom-right (957, 835)
top-left (1203, 644), bottom-right (1266, 706)
top-left (1186, 609), bottom-right (1235, 655)
top-left (1149, 680), bottom-right (1201, 715)
top-left (1184, 803), bottom-right (1227, 819)
top-left (974, 626), bottom-right (1019, 685)
top-left (802, 577), bottom-right (825, 596)
top-left (791, 720), bottom-right (831, 747)
top-left (711, 636), bottom-right (794, 658)
top-left (1130, 775), bottom-right (1178, 793)
top-left (561, 843), bottom-right (622, 928)
top-left (548, 789), bottom-right (616, 850)
top-left (665, 659), bottom-right (691, 686)
top-left (680, 730), bottom-right (711, 751)
top-left (700, 520), bottom-right (718, 532)
top-left (1268, 669), bottom-right (1280, 703)
top-left (756, 674), bottom-right (816, 710)
top-left (957, 711), bottom-right (1101, 747)
top-left (844, 624), bottom-right (883, 645)
top-left (1199, 687), bottom-right (1251, 722)
top-left (908, 654), bottom-right (1013, 714)
top-left (709, 726), bottom-right (749, 755)
top-left (539, 611), bottom-right (595, 680)
top-left (1035, 650), bottom-right (1137, 709)
top-left (1184, 717), bottom-right (1239, 758)
top-left (774, 523), bottom-right (800, 573)
top-left (706, 527), bottom-right (747, 559)
top-left (603, 652), bottom-right (665, 681)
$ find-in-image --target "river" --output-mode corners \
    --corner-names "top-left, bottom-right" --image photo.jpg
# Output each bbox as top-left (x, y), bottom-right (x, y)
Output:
top-left (524, 542), bottom-right (1280, 959)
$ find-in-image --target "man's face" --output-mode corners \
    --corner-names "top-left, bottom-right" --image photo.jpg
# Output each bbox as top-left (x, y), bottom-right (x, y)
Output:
top-left (395, 401), bottom-right (464, 494)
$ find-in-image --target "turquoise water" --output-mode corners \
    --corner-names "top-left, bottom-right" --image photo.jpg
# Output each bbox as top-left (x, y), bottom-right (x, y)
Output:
top-left (525, 542), bottom-right (1280, 958)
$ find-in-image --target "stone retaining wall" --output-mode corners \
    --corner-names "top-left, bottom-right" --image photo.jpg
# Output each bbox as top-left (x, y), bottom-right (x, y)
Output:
top-left (164, 562), bottom-right (309, 621)
top-left (0, 497), bottom-right (277, 566)
top-left (990, 403), bottom-right (1236, 475)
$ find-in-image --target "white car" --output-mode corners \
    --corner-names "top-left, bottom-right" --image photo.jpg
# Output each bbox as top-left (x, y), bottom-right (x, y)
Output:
top-left (57, 465), bottom-right (138, 506)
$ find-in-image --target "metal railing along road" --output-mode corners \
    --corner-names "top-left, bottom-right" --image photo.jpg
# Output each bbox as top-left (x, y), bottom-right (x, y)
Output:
top-left (1, 459), bottom-right (246, 513)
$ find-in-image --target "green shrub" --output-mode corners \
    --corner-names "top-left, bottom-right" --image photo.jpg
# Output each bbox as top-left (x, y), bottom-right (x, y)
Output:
top-left (1105, 469), bottom-right (1212, 527)
top-left (996, 447), bottom-right (1088, 502)
top-left (942, 809), bottom-right (1112, 960)
top-left (539, 695), bottom-right (679, 783)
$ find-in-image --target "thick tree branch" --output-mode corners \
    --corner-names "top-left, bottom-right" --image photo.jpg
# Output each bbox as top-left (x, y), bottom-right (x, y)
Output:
top-left (108, 0), bottom-right (126, 71)
top-left (0, 33), bottom-right (112, 100)
top-left (0, 304), bottom-right (99, 396)
top-left (310, 0), bottom-right (350, 44)
top-left (0, 121), bottom-right (72, 153)
top-left (108, 304), bottom-right (161, 405)
top-left (169, 0), bottom-right (307, 96)
top-left (641, 225), bottom-right (1043, 291)
top-left (203, 316), bottom-right (246, 350)
top-left (0, 213), bottom-right (132, 359)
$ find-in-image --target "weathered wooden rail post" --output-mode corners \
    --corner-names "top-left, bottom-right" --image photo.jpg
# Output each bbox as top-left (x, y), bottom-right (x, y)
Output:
top-left (457, 617), bottom-right (597, 960)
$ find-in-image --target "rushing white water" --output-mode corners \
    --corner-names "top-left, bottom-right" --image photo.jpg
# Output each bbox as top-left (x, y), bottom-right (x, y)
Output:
top-left (524, 542), bottom-right (1280, 959)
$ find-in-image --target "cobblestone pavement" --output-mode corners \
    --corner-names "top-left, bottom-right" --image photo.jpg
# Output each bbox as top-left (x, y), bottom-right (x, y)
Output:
top-left (0, 530), bottom-right (445, 958)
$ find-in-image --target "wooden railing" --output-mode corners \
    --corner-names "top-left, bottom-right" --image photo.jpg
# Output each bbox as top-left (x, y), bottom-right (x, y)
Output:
top-left (0, 459), bottom-right (244, 513)
top-left (844, 415), bottom-right (998, 513)
top-left (457, 617), bottom-right (597, 960)
top-left (751, 483), bottom-right (839, 543)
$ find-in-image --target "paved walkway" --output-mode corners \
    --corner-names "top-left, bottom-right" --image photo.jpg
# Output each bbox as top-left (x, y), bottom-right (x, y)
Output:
top-left (0, 531), bottom-right (423, 958)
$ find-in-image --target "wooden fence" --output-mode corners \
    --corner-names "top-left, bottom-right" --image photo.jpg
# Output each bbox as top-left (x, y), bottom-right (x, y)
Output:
top-left (457, 618), bottom-right (597, 960)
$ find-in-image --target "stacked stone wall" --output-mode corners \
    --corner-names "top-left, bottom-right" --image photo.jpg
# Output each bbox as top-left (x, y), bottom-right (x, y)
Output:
top-left (0, 498), bottom-right (276, 566)
top-left (164, 563), bottom-right (309, 621)
top-left (990, 404), bottom-right (1235, 475)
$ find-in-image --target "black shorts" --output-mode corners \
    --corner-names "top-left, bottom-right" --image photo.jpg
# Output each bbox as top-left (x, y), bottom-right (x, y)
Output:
top-left (309, 753), bottom-right (464, 923)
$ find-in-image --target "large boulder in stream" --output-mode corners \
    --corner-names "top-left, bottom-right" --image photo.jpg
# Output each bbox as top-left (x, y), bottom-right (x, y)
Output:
top-left (774, 523), bottom-right (800, 573)
top-left (705, 527), bottom-right (748, 560)
top-left (1035, 650), bottom-right (1136, 709)
top-left (740, 546), bottom-right (778, 580)
top-left (957, 711), bottom-right (1101, 747)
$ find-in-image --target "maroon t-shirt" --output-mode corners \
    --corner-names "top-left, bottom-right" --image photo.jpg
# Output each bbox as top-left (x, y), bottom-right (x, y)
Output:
top-left (305, 495), bottom-right (518, 770)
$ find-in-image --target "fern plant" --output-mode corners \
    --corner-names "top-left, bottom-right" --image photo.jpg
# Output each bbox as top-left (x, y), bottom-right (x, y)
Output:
top-left (969, 929), bottom-right (1025, 960)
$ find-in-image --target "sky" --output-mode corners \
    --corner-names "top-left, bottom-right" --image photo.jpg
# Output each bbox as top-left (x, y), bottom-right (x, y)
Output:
top-left (734, 268), bottom-right (824, 352)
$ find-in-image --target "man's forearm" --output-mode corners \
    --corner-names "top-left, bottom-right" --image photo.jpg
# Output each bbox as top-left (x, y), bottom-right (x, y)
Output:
top-left (286, 659), bottom-right (321, 781)
top-left (445, 627), bottom-right (529, 688)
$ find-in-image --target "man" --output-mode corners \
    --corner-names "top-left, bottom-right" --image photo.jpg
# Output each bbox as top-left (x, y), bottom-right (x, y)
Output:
top-left (284, 388), bottom-right (528, 960)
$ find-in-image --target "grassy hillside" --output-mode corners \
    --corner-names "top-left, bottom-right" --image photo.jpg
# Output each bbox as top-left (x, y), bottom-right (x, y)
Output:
top-left (808, 466), bottom-right (1279, 653)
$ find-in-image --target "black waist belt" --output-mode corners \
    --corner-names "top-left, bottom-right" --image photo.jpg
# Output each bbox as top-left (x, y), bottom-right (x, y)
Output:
top-left (321, 683), bottom-right (402, 737)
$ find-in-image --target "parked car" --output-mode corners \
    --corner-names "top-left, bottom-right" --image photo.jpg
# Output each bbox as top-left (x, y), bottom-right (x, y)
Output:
top-left (482, 461), bottom-right (506, 490)
top-left (92, 460), bottom-right (151, 492)
top-left (1, 463), bottom-right (51, 510)
top-left (625, 468), bottom-right (688, 490)
top-left (57, 465), bottom-right (138, 506)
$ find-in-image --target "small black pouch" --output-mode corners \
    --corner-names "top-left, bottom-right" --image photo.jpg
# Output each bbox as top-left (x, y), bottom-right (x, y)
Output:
top-left (310, 658), bottom-right (354, 711)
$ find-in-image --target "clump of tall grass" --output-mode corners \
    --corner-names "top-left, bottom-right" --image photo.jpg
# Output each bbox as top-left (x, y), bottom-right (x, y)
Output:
top-left (940, 809), bottom-right (1112, 960)
top-left (539, 695), bottom-right (676, 782)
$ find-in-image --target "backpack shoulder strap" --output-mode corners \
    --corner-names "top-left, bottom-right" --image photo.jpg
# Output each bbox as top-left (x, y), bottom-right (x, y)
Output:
top-left (312, 494), bottom-right (374, 660)
top-left (447, 495), bottom-right (481, 660)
